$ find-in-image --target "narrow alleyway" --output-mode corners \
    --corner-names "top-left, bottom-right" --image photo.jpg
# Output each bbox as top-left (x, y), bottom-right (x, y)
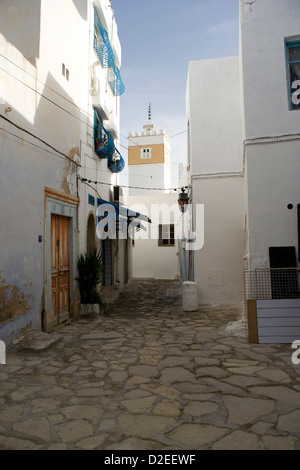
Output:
top-left (0, 279), bottom-right (300, 450)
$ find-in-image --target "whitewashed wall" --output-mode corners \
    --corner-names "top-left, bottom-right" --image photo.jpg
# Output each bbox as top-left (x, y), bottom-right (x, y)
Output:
top-left (240, 0), bottom-right (300, 270)
top-left (0, 0), bottom-right (123, 341)
top-left (240, 0), bottom-right (300, 138)
top-left (186, 57), bottom-right (245, 308)
top-left (127, 194), bottom-right (179, 280)
top-left (187, 57), bottom-right (244, 176)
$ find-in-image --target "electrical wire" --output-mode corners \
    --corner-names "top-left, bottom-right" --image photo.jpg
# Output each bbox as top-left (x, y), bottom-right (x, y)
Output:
top-left (79, 177), bottom-right (186, 228)
top-left (0, 52), bottom-right (88, 119)
top-left (0, 113), bottom-right (81, 167)
top-left (0, 118), bottom-right (186, 192)
top-left (0, 55), bottom-right (187, 180)
top-left (78, 175), bottom-right (188, 192)
top-left (0, 55), bottom-right (189, 189)
top-left (0, 112), bottom-right (189, 192)
top-left (0, 53), bottom-right (186, 152)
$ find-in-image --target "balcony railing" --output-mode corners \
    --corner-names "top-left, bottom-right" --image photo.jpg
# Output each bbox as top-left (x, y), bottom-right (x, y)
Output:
top-left (94, 10), bottom-right (125, 96)
top-left (94, 12), bottom-right (115, 68)
top-left (108, 64), bottom-right (125, 97)
top-left (94, 110), bottom-right (125, 173)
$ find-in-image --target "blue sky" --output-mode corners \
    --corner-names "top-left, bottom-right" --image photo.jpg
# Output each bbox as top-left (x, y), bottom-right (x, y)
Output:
top-left (112, 0), bottom-right (240, 187)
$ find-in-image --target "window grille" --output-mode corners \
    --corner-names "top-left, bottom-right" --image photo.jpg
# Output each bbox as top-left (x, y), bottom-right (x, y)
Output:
top-left (94, 11), bottom-right (115, 68)
top-left (108, 64), bottom-right (125, 97)
top-left (286, 41), bottom-right (300, 110)
top-left (244, 268), bottom-right (300, 301)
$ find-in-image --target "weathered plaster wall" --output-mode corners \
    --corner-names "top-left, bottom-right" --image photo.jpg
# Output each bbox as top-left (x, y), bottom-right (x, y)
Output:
top-left (245, 141), bottom-right (300, 270)
top-left (240, 0), bottom-right (300, 269)
top-left (0, 0), bottom-right (86, 341)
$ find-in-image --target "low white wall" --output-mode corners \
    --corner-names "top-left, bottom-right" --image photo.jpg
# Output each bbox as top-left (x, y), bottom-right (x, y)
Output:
top-left (127, 194), bottom-right (179, 280)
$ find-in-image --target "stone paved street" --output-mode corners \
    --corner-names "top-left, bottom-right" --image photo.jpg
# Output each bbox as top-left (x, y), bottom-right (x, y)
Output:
top-left (1, 279), bottom-right (300, 450)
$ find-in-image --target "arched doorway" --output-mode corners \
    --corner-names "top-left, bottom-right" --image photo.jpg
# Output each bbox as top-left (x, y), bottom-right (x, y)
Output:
top-left (86, 213), bottom-right (96, 254)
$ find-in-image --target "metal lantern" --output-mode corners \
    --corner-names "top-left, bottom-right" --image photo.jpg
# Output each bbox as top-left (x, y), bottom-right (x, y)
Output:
top-left (178, 187), bottom-right (189, 213)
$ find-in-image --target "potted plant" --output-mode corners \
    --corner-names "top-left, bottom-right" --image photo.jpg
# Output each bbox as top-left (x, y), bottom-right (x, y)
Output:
top-left (76, 249), bottom-right (104, 316)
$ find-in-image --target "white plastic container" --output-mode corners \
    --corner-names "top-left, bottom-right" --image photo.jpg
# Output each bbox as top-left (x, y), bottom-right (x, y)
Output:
top-left (182, 281), bottom-right (199, 312)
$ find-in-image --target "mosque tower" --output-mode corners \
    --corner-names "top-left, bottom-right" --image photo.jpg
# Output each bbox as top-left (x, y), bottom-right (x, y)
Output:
top-left (127, 103), bottom-right (171, 195)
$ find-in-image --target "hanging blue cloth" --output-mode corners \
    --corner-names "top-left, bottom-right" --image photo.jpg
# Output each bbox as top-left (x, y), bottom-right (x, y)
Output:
top-left (107, 148), bottom-right (125, 173)
top-left (94, 115), bottom-right (115, 159)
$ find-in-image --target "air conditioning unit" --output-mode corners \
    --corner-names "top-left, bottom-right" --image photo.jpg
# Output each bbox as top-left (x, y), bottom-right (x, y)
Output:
top-left (113, 185), bottom-right (123, 203)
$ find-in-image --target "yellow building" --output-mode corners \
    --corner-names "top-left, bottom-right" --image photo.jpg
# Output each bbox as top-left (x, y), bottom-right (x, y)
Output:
top-left (128, 105), bottom-right (171, 195)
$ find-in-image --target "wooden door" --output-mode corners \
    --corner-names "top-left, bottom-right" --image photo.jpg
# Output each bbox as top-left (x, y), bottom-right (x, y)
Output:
top-left (51, 214), bottom-right (70, 324)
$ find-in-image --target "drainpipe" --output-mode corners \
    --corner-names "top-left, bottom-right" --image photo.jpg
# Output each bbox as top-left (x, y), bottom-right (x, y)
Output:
top-left (90, 62), bottom-right (100, 96)
top-left (188, 184), bottom-right (194, 281)
top-left (115, 219), bottom-right (120, 290)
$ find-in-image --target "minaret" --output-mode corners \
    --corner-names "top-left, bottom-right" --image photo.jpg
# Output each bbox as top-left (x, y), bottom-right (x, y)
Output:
top-left (128, 103), bottom-right (171, 195)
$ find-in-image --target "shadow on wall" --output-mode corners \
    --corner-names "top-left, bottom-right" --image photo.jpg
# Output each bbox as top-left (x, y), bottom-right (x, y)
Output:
top-left (0, 69), bottom-right (92, 339)
top-left (72, 0), bottom-right (88, 20)
top-left (0, 0), bottom-right (41, 61)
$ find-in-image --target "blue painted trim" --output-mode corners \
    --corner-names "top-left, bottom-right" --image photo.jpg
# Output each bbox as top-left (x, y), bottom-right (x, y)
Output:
top-left (88, 194), bottom-right (95, 206)
top-left (285, 41), bottom-right (300, 110)
top-left (45, 198), bottom-right (79, 317)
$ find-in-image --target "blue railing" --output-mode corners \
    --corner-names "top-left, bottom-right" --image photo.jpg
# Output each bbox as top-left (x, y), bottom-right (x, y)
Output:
top-left (108, 64), bottom-right (125, 97)
top-left (94, 12), bottom-right (115, 68)
top-left (94, 110), bottom-right (125, 173)
top-left (94, 10), bottom-right (125, 96)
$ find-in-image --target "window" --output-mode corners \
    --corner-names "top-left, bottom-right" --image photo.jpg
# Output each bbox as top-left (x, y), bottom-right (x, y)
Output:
top-left (158, 224), bottom-right (175, 247)
top-left (286, 41), bottom-right (300, 110)
top-left (141, 148), bottom-right (151, 159)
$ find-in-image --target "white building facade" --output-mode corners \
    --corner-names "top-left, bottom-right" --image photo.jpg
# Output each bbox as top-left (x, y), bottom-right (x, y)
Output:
top-left (186, 57), bottom-right (245, 308)
top-left (186, 0), bottom-right (300, 312)
top-left (127, 112), bottom-right (180, 280)
top-left (0, 0), bottom-right (127, 342)
top-left (240, 0), bottom-right (300, 272)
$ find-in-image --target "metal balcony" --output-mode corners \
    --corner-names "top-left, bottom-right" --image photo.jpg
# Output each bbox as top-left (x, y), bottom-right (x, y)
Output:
top-left (94, 12), bottom-right (115, 68)
top-left (108, 64), bottom-right (125, 97)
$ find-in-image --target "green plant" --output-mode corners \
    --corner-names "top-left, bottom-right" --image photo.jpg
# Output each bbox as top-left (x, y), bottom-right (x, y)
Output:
top-left (76, 249), bottom-right (104, 306)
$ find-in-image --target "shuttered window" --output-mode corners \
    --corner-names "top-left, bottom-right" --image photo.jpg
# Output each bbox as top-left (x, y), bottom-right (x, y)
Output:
top-left (158, 224), bottom-right (175, 247)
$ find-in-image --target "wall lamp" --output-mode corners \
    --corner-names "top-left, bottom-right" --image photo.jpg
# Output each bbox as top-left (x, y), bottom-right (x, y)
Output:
top-left (178, 187), bottom-right (190, 213)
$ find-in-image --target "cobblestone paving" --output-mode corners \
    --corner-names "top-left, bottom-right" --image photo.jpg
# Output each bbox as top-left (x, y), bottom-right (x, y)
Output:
top-left (1, 279), bottom-right (300, 450)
